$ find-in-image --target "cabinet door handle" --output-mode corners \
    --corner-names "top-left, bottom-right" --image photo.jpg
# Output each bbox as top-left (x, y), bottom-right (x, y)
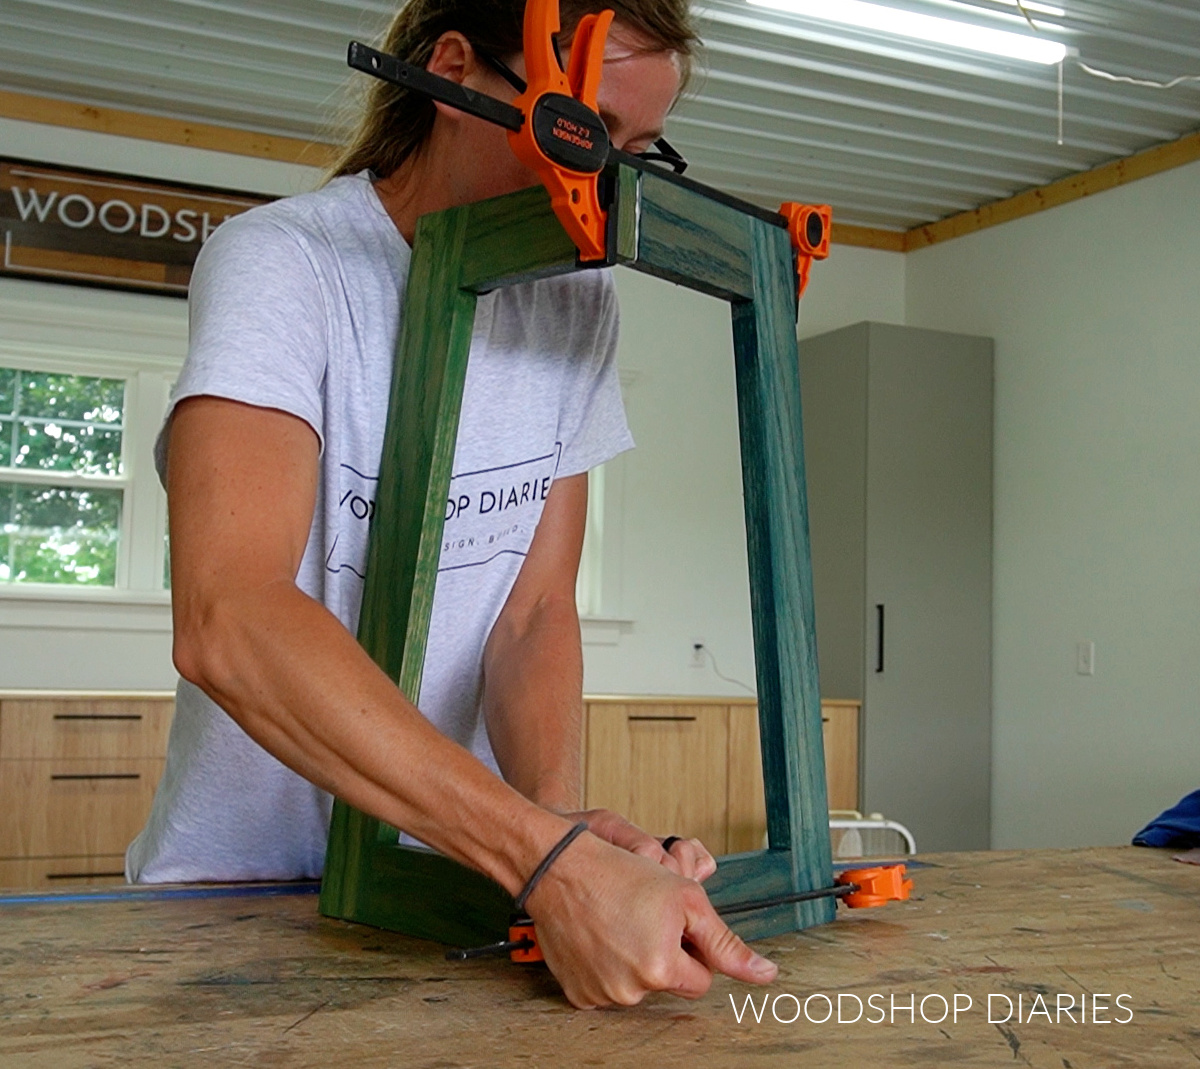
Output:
top-left (53, 714), bottom-right (143, 722)
top-left (627, 715), bottom-right (697, 722)
top-left (875, 603), bottom-right (885, 673)
top-left (47, 871), bottom-right (125, 881)
top-left (50, 773), bottom-right (141, 781)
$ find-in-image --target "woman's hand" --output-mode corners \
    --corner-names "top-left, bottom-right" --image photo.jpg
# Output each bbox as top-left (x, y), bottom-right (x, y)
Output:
top-left (563, 808), bottom-right (717, 882)
top-left (526, 831), bottom-right (776, 1008)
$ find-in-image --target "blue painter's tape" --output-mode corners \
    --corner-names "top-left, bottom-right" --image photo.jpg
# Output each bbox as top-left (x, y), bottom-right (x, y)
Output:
top-left (0, 882), bottom-right (321, 907)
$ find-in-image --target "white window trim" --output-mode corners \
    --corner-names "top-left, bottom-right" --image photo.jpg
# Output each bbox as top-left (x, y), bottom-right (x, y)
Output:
top-left (0, 282), bottom-right (185, 608)
top-left (576, 368), bottom-right (638, 643)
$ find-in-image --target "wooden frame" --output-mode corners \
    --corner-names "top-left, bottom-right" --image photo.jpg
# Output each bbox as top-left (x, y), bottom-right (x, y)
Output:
top-left (319, 160), bottom-right (834, 945)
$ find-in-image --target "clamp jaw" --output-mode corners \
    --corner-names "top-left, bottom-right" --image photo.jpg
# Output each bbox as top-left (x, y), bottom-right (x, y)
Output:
top-left (448, 864), bottom-right (913, 964)
top-left (780, 202), bottom-right (832, 299)
top-left (506, 1), bottom-right (613, 261)
top-left (348, 0), bottom-right (613, 264)
top-left (348, 0), bottom-right (832, 293)
top-left (836, 863), bottom-right (914, 909)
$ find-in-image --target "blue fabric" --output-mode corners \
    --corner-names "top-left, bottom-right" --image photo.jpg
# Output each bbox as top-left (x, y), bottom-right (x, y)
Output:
top-left (1132, 790), bottom-right (1200, 848)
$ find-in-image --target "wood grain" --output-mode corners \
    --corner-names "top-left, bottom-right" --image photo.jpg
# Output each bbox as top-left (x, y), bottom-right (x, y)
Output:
top-left (0, 759), bottom-right (164, 859)
top-left (324, 168), bottom-right (837, 946)
top-left (0, 856), bottom-right (127, 888)
top-left (585, 703), bottom-right (729, 849)
top-left (322, 189), bottom-right (597, 943)
top-left (0, 698), bottom-right (173, 761)
top-left (832, 222), bottom-right (906, 252)
top-left (3, 847), bottom-right (1194, 1067)
top-left (731, 215), bottom-right (835, 934)
top-left (726, 703), bottom-right (768, 853)
top-left (634, 168), bottom-right (755, 301)
top-left (821, 701), bottom-right (860, 812)
top-left (0, 89), bottom-right (336, 167)
top-left (904, 128), bottom-right (1200, 250)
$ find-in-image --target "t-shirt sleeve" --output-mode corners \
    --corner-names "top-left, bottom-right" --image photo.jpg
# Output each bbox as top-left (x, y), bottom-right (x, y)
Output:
top-left (155, 208), bottom-right (330, 483)
top-left (555, 270), bottom-right (635, 479)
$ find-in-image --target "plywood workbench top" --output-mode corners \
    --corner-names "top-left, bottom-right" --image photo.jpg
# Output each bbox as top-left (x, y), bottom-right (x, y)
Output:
top-left (0, 846), bottom-right (1196, 1068)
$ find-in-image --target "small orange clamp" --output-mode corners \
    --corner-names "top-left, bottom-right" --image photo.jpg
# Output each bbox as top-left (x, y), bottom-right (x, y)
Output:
top-left (507, 920), bottom-right (544, 963)
top-left (779, 202), bottom-right (832, 299)
top-left (836, 864), bottom-right (913, 909)
top-left (507, 0), bottom-right (614, 261)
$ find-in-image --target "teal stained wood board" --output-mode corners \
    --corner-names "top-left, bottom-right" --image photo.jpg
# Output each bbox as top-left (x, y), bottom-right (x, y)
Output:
top-left (320, 161), bottom-right (834, 945)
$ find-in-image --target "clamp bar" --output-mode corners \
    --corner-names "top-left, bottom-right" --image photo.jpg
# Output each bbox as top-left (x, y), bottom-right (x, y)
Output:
top-left (715, 883), bottom-right (856, 916)
top-left (348, 42), bottom-right (524, 133)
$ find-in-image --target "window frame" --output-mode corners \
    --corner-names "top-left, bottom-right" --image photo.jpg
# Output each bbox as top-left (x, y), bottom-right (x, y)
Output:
top-left (0, 285), bottom-right (182, 604)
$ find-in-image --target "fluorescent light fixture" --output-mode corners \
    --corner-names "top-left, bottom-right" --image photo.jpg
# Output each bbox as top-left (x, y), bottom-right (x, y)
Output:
top-left (746, 0), bottom-right (1069, 64)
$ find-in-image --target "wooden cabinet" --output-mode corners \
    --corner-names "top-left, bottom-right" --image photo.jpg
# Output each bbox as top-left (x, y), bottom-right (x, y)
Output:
top-left (583, 696), bottom-right (859, 853)
top-left (821, 700), bottom-right (860, 813)
top-left (0, 692), bottom-right (173, 889)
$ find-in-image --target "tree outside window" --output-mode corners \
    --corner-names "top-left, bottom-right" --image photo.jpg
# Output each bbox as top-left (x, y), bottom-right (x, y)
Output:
top-left (0, 367), bottom-right (126, 586)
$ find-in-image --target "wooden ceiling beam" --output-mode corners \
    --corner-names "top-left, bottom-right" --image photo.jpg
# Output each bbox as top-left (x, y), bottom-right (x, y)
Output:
top-left (5, 90), bottom-right (1198, 254)
top-left (904, 128), bottom-right (1200, 251)
top-left (0, 90), bottom-right (335, 169)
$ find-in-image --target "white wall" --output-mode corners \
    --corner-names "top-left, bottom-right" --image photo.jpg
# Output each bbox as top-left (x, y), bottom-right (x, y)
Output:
top-left (798, 241), bottom-right (905, 341)
top-left (0, 119), bottom-right (323, 691)
top-left (906, 159), bottom-right (1200, 849)
top-left (581, 243), bottom-right (905, 696)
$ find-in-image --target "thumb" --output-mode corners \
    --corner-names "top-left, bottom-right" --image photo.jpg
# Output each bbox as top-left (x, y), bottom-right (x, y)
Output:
top-left (682, 902), bottom-right (778, 986)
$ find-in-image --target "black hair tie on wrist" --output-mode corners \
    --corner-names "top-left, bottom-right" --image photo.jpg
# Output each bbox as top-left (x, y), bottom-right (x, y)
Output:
top-left (515, 822), bottom-right (589, 914)
top-left (661, 836), bottom-right (683, 853)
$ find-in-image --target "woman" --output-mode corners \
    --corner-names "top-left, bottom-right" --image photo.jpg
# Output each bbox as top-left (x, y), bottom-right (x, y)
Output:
top-left (127, 0), bottom-right (778, 1008)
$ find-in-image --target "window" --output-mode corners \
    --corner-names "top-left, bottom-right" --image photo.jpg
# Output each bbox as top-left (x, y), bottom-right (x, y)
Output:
top-left (0, 286), bottom-right (182, 602)
top-left (0, 367), bottom-right (126, 585)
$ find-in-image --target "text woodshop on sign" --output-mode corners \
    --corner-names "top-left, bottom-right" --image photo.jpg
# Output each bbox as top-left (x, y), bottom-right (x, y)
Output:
top-left (1, 158), bottom-right (271, 296)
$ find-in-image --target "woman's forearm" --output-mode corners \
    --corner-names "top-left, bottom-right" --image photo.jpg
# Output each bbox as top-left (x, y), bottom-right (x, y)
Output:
top-left (481, 589), bottom-right (585, 812)
top-left (175, 575), bottom-right (573, 894)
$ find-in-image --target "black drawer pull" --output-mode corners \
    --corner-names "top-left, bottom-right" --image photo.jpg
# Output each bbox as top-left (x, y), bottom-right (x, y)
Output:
top-left (46, 871), bottom-right (125, 880)
top-left (50, 773), bottom-right (140, 781)
top-left (627, 715), bottom-right (698, 722)
top-left (53, 714), bottom-right (143, 722)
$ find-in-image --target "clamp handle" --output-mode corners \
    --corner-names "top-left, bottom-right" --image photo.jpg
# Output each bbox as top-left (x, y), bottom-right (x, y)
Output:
top-left (508, 0), bottom-right (614, 261)
top-left (780, 202), bottom-right (832, 299)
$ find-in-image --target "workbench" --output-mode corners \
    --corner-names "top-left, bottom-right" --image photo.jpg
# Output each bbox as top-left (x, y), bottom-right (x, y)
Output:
top-left (1, 846), bottom-right (1195, 1067)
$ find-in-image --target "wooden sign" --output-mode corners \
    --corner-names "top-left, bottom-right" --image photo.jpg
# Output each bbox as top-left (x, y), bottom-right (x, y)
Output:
top-left (1, 157), bottom-right (272, 296)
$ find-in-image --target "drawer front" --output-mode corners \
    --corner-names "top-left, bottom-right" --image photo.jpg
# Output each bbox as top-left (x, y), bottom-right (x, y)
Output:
top-left (0, 699), bottom-right (174, 760)
top-left (0, 759), bottom-right (164, 858)
top-left (585, 703), bottom-right (729, 852)
top-left (0, 856), bottom-right (128, 890)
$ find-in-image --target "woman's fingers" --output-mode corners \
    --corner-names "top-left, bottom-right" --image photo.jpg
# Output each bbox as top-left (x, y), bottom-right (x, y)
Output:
top-left (525, 834), bottom-right (777, 1009)
top-left (559, 809), bottom-right (719, 882)
top-left (661, 836), bottom-right (717, 881)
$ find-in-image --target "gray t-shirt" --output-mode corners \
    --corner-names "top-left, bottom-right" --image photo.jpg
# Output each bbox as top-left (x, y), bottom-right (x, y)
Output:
top-left (126, 173), bottom-right (633, 882)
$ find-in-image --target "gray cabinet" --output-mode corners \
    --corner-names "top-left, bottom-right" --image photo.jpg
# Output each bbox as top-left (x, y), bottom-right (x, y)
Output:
top-left (800, 322), bottom-right (993, 852)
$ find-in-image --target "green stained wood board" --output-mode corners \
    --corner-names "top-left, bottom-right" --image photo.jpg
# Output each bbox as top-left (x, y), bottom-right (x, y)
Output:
top-left (320, 161), bottom-right (834, 944)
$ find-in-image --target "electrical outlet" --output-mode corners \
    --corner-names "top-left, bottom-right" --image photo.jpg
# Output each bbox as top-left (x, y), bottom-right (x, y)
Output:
top-left (690, 639), bottom-right (706, 669)
top-left (1076, 641), bottom-right (1095, 676)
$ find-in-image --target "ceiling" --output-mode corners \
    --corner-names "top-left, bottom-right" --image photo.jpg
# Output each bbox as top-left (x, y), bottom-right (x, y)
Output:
top-left (2, 0), bottom-right (1199, 230)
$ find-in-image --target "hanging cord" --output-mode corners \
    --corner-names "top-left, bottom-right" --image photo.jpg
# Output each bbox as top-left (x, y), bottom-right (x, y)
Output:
top-left (1057, 56), bottom-right (1064, 146)
top-left (695, 643), bottom-right (756, 695)
top-left (1013, 0), bottom-right (1200, 91)
top-left (1073, 60), bottom-right (1200, 91)
top-left (1012, 0), bottom-right (1200, 146)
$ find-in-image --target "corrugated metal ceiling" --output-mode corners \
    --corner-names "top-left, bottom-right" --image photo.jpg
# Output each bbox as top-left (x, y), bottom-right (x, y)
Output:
top-left (2, 0), bottom-right (1198, 230)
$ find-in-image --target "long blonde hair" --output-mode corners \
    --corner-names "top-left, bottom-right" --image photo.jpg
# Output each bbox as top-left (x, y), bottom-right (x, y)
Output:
top-left (329, 0), bottom-right (697, 181)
